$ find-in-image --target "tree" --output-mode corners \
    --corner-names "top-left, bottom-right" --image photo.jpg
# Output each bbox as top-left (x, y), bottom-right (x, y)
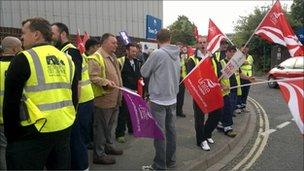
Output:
top-left (289, 0), bottom-right (304, 30)
top-left (167, 15), bottom-right (196, 45)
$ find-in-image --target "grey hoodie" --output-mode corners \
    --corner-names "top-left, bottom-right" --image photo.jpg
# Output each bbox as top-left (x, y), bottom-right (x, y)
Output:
top-left (140, 44), bottom-right (180, 104)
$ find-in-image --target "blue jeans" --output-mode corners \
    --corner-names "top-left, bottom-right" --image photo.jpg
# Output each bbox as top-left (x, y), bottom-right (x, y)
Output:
top-left (70, 100), bottom-right (94, 170)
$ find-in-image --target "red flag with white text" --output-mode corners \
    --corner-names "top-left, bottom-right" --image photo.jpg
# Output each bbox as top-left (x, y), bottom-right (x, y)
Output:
top-left (255, 0), bottom-right (304, 57)
top-left (207, 19), bottom-right (226, 54)
top-left (278, 78), bottom-right (304, 134)
top-left (183, 57), bottom-right (224, 114)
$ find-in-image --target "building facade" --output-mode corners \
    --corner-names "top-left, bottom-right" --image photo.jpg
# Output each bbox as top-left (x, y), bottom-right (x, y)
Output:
top-left (0, 0), bottom-right (163, 38)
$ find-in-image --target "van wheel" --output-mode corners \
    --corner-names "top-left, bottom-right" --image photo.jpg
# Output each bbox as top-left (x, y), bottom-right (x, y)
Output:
top-left (268, 76), bottom-right (278, 88)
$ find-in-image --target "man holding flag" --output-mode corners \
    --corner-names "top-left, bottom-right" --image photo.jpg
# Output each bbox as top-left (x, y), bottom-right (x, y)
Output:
top-left (186, 36), bottom-right (222, 151)
top-left (141, 29), bottom-right (180, 170)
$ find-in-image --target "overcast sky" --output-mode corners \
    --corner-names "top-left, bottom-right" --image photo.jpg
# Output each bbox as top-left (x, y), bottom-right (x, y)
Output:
top-left (163, 0), bottom-right (293, 35)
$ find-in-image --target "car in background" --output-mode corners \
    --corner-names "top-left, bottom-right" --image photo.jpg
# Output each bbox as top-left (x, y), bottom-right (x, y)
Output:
top-left (267, 56), bottom-right (304, 88)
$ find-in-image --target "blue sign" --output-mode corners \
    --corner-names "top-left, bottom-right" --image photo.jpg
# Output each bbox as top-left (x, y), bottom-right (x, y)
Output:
top-left (146, 15), bottom-right (162, 40)
top-left (296, 27), bottom-right (304, 44)
top-left (119, 31), bottom-right (131, 45)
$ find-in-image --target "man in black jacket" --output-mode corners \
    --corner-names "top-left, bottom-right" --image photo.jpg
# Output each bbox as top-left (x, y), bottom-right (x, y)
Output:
top-left (115, 43), bottom-right (142, 143)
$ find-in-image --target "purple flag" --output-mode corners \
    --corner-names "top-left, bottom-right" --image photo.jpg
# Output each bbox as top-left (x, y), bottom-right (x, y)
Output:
top-left (121, 88), bottom-right (164, 140)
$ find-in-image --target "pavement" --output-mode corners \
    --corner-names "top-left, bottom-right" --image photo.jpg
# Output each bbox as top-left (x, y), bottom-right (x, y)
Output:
top-left (89, 92), bottom-right (257, 170)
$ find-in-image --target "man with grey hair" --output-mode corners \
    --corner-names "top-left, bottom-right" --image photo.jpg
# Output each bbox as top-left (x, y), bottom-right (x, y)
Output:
top-left (0, 36), bottom-right (22, 170)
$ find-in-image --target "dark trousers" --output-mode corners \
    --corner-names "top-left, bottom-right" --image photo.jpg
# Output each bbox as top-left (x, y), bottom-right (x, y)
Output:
top-left (193, 102), bottom-right (221, 145)
top-left (202, 109), bottom-right (222, 140)
top-left (70, 100), bottom-right (93, 170)
top-left (6, 128), bottom-right (71, 170)
top-left (115, 100), bottom-right (133, 138)
top-left (240, 79), bottom-right (251, 108)
top-left (221, 95), bottom-right (233, 127)
top-left (176, 80), bottom-right (185, 115)
top-left (229, 90), bottom-right (238, 112)
top-left (193, 102), bottom-right (205, 146)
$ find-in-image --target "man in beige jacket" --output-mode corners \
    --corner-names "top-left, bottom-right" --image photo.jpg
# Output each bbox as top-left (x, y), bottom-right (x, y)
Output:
top-left (88, 33), bottom-right (123, 165)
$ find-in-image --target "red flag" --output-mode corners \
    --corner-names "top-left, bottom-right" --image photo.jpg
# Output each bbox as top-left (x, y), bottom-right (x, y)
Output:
top-left (76, 30), bottom-right (85, 54)
top-left (82, 31), bottom-right (90, 46)
top-left (278, 78), bottom-right (304, 134)
top-left (255, 0), bottom-right (304, 57)
top-left (207, 19), bottom-right (226, 54)
top-left (183, 57), bottom-right (224, 114)
top-left (137, 77), bottom-right (145, 97)
top-left (193, 25), bottom-right (199, 42)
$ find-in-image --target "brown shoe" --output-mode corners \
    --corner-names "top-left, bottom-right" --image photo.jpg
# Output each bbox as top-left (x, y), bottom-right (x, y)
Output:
top-left (105, 146), bottom-right (123, 155)
top-left (93, 155), bottom-right (116, 165)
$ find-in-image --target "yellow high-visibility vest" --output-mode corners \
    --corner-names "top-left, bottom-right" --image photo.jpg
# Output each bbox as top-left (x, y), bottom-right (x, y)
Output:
top-left (215, 51), bottom-right (221, 62)
top-left (220, 59), bottom-right (242, 96)
top-left (21, 45), bottom-right (76, 132)
top-left (189, 56), bottom-right (200, 66)
top-left (86, 52), bottom-right (108, 98)
top-left (180, 57), bottom-right (187, 79)
top-left (240, 55), bottom-right (254, 76)
top-left (0, 58), bottom-right (11, 124)
top-left (61, 43), bottom-right (94, 103)
top-left (211, 58), bottom-right (218, 77)
top-left (117, 56), bottom-right (125, 70)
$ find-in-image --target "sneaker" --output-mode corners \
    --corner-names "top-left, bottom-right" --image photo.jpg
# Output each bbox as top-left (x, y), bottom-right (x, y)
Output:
top-left (207, 138), bottom-right (215, 144)
top-left (225, 130), bottom-right (237, 138)
top-left (93, 155), bottom-right (116, 165)
top-left (116, 136), bottom-right (126, 143)
top-left (201, 140), bottom-right (210, 151)
top-left (142, 165), bottom-right (154, 171)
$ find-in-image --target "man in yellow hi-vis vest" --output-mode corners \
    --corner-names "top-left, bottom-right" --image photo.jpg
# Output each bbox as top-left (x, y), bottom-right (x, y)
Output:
top-left (88, 33), bottom-right (123, 165)
top-left (0, 36), bottom-right (22, 170)
top-left (176, 43), bottom-right (188, 118)
top-left (51, 22), bottom-right (94, 170)
top-left (186, 36), bottom-right (222, 151)
top-left (3, 17), bottom-right (77, 170)
top-left (239, 45), bottom-right (254, 112)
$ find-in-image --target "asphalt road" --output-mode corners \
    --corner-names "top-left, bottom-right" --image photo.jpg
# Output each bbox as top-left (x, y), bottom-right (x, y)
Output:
top-left (244, 83), bottom-right (303, 170)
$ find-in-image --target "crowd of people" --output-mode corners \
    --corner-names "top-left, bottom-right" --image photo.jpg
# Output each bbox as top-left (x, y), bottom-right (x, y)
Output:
top-left (0, 17), bottom-right (254, 170)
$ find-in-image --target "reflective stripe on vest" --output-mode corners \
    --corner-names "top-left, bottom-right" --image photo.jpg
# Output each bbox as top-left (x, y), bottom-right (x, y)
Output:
top-left (211, 58), bottom-right (218, 77)
top-left (21, 45), bottom-right (76, 132)
top-left (61, 43), bottom-right (94, 103)
top-left (0, 60), bottom-right (11, 124)
top-left (215, 52), bottom-right (221, 62)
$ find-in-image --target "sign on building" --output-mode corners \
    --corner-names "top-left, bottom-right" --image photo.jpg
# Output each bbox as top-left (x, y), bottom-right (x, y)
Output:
top-left (146, 15), bottom-right (162, 40)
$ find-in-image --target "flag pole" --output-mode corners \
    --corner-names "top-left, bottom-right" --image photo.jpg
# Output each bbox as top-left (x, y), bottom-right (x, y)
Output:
top-left (243, 0), bottom-right (277, 48)
top-left (229, 77), bottom-right (304, 90)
